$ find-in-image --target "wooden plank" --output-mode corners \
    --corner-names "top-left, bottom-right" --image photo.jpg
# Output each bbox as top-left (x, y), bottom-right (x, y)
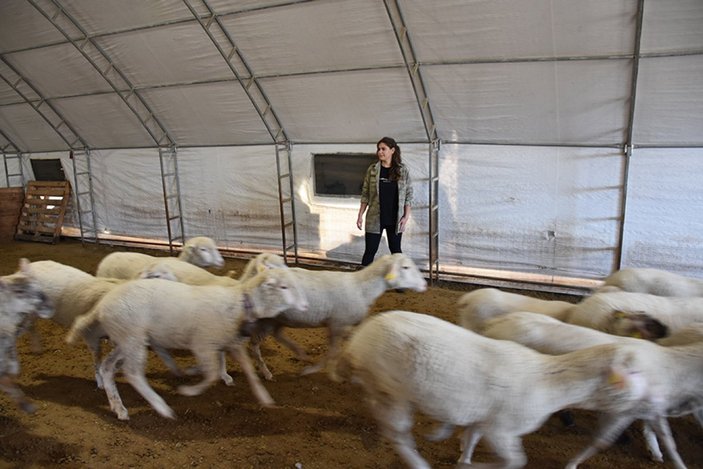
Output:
top-left (16, 180), bottom-right (71, 243)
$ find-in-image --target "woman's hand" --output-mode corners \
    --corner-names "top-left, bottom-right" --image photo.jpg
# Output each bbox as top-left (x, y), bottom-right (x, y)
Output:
top-left (398, 216), bottom-right (408, 232)
top-left (356, 215), bottom-right (364, 230)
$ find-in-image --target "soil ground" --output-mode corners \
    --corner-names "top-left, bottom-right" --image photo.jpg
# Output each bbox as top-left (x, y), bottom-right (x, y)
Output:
top-left (0, 239), bottom-right (701, 468)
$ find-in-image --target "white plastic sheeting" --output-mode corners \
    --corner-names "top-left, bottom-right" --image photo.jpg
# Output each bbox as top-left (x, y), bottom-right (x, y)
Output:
top-left (1, 0), bottom-right (702, 284)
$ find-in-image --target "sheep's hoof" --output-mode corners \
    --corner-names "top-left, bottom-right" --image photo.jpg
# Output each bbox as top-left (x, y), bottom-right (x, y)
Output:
top-left (221, 373), bottom-right (234, 386)
top-left (300, 364), bottom-right (323, 376)
top-left (558, 410), bottom-right (575, 428)
top-left (155, 406), bottom-right (176, 420)
top-left (116, 410), bottom-right (130, 421)
top-left (177, 384), bottom-right (204, 397)
top-left (424, 424), bottom-right (453, 442)
top-left (19, 400), bottom-right (36, 414)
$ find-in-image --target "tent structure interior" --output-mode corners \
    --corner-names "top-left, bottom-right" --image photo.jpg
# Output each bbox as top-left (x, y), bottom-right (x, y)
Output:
top-left (1, 0), bottom-right (702, 289)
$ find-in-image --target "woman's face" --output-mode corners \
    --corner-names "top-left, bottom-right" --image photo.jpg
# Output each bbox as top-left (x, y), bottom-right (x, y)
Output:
top-left (377, 142), bottom-right (395, 166)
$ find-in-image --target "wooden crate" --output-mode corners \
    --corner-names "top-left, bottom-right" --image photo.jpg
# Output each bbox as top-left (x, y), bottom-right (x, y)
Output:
top-left (0, 187), bottom-right (25, 242)
top-left (15, 181), bottom-right (71, 244)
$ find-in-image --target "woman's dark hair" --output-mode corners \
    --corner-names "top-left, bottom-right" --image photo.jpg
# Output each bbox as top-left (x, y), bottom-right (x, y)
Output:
top-left (377, 136), bottom-right (402, 181)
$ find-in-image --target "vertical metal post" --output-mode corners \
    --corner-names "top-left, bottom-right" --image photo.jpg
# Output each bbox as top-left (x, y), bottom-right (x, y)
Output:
top-left (428, 139), bottom-right (440, 283)
top-left (71, 148), bottom-right (99, 244)
top-left (615, 0), bottom-right (645, 271)
top-left (159, 146), bottom-right (185, 254)
top-left (2, 150), bottom-right (25, 188)
top-left (275, 142), bottom-right (298, 264)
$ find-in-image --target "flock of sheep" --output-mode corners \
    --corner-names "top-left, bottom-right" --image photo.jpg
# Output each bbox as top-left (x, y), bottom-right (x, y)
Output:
top-left (1, 236), bottom-right (703, 468)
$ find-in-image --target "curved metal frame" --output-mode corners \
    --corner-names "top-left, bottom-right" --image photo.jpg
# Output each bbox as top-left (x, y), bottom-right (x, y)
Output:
top-left (384, 0), bottom-right (441, 283)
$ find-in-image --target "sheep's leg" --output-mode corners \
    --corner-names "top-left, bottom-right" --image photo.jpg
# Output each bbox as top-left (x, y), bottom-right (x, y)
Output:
top-left (217, 351), bottom-right (234, 386)
top-left (229, 343), bottom-right (275, 407)
top-left (0, 375), bottom-right (35, 414)
top-left (273, 329), bottom-right (311, 362)
top-left (150, 342), bottom-right (185, 377)
top-left (649, 417), bottom-right (687, 469)
top-left (641, 421), bottom-right (664, 462)
top-left (82, 330), bottom-right (105, 389)
top-left (301, 327), bottom-right (341, 376)
top-left (122, 346), bottom-right (175, 420)
top-left (323, 331), bottom-right (348, 381)
top-left (176, 347), bottom-right (220, 397)
top-left (26, 322), bottom-right (42, 354)
top-left (565, 414), bottom-right (634, 469)
top-left (367, 392), bottom-right (430, 469)
top-left (249, 339), bottom-right (274, 381)
top-left (694, 408), bottom-right (703, 428)
top-left (424, 423), bottom-right (454, 442)
top-left (457, 425), bottom-right (482, 465)
top-left (479, 432), bottom-right (526, 469)
top-left (99, 346), bottom-right (130, 420)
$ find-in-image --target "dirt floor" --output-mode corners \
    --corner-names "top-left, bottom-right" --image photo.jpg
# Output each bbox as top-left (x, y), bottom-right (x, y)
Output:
top-left (0, 238), bottom-right (701, 469)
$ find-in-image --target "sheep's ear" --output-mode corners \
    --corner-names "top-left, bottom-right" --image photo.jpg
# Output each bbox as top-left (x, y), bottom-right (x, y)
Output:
top-left (630, 313), bottom-right (669, 340)
top-left (610, 310), bottom-right (669, 340)
top-left (257, 264), bottom-right (268, 274)
top-left (19, 258), bottom-right (31, 273)
top-left (607, 350), bottom-right (648, 400)
top-left (384, 263), bottom-right (398, 284)
top-left (261, 272), bottom-right (279, 287)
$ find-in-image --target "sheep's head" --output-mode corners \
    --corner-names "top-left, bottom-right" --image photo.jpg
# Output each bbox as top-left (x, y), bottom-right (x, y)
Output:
top-left (0, 258), bottom-right (54, 322)
top-left (592, 346), bottom-right (654, 413)
top-left (608, 310), bottom-right (669, 340)
top-left (182, 237), bottom-right (225, 268)
top-left (382, 254), bottom-right (427, 293)
top-left (137, 263), bottom-right (178, 282)
top-left (245, 268), bottom-right (308, 321)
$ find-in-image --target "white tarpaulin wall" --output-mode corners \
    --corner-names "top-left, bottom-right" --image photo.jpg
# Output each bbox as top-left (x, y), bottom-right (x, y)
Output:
top-left (1, 0), bottom-right (702, 285)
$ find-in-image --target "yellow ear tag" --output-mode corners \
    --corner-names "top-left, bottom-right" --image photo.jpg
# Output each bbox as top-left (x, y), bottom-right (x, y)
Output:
top-left (608, 371), bottom-right (626, 389)
top-left (630, 331), bottom-right (642, 339)
top-left (257, 265), bottom-right (266, 273)
top-left (613, 310), bottom-right (626, 319)
top-left (385, 272), bottom-right (396, 281)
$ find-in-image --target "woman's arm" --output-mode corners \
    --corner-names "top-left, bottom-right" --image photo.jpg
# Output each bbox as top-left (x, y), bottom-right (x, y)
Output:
top-left (357, 202), bottom-right (368, 230)
top-left (398, 204), bottom-right (411, 232)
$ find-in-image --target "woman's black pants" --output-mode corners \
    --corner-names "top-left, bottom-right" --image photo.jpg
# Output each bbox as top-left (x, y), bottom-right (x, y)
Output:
top-left (361, 225), bottom-right (402, 266)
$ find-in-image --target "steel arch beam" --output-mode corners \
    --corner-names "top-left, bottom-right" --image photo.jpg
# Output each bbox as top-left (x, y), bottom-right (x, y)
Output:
top-left (28, 0), bottom-right (175, 147)
top-left (181, 0), bottom-right (289, 144)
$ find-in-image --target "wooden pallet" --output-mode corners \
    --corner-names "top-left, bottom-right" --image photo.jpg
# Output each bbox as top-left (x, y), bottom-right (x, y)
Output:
top-left (15, 181), bottom-right (71, 244)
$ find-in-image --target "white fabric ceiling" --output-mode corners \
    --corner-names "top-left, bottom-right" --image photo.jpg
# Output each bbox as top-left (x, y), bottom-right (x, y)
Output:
top-left (1, 0), bottom-right (702, 286)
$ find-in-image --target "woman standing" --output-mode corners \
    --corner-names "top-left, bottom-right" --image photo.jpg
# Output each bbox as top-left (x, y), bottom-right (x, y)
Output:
top-left (356, 136), bottom-right (414, 266)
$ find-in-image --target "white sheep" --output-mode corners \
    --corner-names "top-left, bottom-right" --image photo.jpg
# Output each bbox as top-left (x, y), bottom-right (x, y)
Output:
top-left (1, 258), bottom-right (54, 413)
top-left (334, 310), bottom-right (673, 469)
top-left (598, 267), bottom-right (703, 297)
top-left (565, 290), bottom-right (703, 336)
top-left (133, 257), bottom-right (238, 286)
top-left (246, 253), bottom-right (427, 380)
top-left (479, 311), bottom-right (700, 465)
top-left (456, 287), bottom-right (575, 332)
top-left (66, 268), bottom-right (308, 420)
top-left (458, 287), bottom-right (670, 340)
top-left (237, 252), bottom-right (288, 281)
top-left (20, 260), bottom-right (195, 388)
top-left (137, 252), bottom-right (287, 286)
top-left (136, 252), bottom-right (289, 380)
top-left (95, 236), bottom-right (225, 279)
